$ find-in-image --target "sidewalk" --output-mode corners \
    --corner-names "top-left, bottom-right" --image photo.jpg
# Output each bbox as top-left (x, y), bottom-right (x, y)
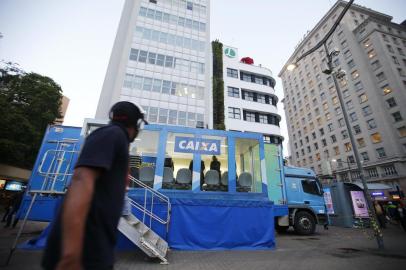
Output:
top-left (1, 221), bottom-right (405, 270)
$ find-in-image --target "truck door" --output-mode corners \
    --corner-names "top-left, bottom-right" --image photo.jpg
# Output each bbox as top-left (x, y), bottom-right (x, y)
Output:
top-left (285, 177), bottom-right (303, 205)
top-left (300, 179), bottom-right (325, 215)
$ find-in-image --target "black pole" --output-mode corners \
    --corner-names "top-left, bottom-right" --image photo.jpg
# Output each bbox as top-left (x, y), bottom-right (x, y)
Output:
top-left (323, 43), bottom-right (384, 249)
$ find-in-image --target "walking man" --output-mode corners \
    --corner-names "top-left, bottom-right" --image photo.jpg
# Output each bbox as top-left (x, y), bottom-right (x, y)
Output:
top-left (42, 101), bottom-right (147, 270)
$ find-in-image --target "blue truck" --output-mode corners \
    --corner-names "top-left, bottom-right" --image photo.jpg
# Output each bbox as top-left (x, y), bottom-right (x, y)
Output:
top-left (276, 166), bottom-right (327, 235)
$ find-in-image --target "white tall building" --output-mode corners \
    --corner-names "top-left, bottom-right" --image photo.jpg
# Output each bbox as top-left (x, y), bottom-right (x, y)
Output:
top-left (96, 0), bottom-right (212, 128)
top-left (222, 45), bottom-right (282, 144)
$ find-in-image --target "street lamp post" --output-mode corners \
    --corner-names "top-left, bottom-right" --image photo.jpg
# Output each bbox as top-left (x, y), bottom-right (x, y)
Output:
top-left (285, 0), bottom-right (384, 249)
top-left (332, 158), bottom-right (352, 182)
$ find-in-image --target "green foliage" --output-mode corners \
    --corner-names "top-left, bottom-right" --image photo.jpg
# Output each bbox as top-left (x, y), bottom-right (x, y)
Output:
top-left (0, 69), bottom-right (63, 169)
top-left (212, 40), bottom-right (225, 130)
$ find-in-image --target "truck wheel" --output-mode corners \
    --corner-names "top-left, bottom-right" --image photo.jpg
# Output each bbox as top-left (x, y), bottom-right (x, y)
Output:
top-left (294, 211), bottom-right (316, 235)
top-left (275, 224), bottom-right (289, 234)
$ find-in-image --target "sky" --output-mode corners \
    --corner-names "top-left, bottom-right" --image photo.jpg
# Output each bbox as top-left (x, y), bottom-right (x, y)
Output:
top-left (1, 0), bottom-right (405, 155)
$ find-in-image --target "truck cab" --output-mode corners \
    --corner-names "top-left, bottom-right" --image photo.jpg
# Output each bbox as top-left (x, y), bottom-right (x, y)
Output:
top-left (276, 166), bottom-right (327, 235)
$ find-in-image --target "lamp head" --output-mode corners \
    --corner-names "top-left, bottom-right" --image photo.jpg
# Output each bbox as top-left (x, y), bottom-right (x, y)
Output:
top-left (287, 63), bottom-right (297, 71)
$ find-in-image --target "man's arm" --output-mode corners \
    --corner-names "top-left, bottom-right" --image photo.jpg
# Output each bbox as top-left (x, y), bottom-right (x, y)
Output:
top-left (56, 167), bottom-right (100, 270)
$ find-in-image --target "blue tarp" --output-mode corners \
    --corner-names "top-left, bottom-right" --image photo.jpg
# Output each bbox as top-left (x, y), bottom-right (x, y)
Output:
top-left (22, 196), bottom-right (277, 251)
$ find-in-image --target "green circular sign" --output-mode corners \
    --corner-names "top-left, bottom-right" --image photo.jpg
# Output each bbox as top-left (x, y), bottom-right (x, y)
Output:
top-left (224, 47), bottom-right (236, 58)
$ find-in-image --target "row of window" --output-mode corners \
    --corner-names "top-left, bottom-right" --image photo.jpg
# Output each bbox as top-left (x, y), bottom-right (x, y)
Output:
top-left (139, 6), bottom-right (206, 32)
top-left (129, 48), bottom-right (205, 74)
top-left (135, 26), bottom-right (205, 52)
top-left (228, 107), bottom-right (280, 126)
top-left (227, 87), bottom-right (277, 106)
top-left (154, 0), bottom-right (207, 15)
top-left (337, 165), bottom-right (398, 182)
top-left (141, 105), bottom-right (204, 127)
top-left (123, 73), bottom-right (204, 99)
top-left (227, 68), bottom-right (276, 88)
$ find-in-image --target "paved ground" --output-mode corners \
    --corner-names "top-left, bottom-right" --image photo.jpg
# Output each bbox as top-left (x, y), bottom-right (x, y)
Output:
top-left (0, 220), bottom-right (405, 270)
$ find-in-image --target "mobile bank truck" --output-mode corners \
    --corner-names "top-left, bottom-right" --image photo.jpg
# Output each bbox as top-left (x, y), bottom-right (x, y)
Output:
top-left (10, 122), bottom-right (327, 264)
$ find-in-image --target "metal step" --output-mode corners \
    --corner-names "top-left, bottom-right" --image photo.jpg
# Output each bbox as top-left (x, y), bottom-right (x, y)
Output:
top-left (118, 214), bottom-right (169, 264)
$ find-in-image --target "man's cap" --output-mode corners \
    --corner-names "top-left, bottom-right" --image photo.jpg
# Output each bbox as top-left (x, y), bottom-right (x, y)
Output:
top-left (109, 101), bottom-right (148, 129)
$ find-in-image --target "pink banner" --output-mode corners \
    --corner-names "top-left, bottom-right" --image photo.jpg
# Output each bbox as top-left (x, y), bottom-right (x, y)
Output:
top-left (350, 191), bottom-right (369, 218)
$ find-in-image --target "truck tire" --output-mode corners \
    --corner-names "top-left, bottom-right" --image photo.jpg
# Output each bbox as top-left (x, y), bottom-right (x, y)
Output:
top-left (275, 224), bottom-right (289, 234)
top-left (293, 211), bottom-right (316, 235)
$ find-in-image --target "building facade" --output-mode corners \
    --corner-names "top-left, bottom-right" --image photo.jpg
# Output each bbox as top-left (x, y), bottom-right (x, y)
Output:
top-left (222, 45), bottom-right (282, 143)
top-left (279, 1), bottom-right (406, 192)
top-left (96, 0), bottom-right (212, 129)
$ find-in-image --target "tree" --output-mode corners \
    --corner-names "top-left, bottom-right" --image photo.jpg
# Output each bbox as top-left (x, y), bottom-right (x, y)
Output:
top-left (0, 63), bottom-right (63, 169)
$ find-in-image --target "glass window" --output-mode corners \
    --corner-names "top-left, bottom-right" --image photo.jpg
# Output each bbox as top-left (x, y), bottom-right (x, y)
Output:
top-left (357, 138), bottom-right (366, 148)
top-left (187, 112), bottom-right (196, 127)
top-left (228, 107), bottom-right (241, 119)
top-left (235, 138), bottom-right (262, 193)
top-left (142, 77), bottom-right (152, 91)
top-left (159, 109), bottom-right (168, 124)
top-left (345, 142), bottom-right (352, 152)
top-left (371, 133), bottom-right (382, 143)
top-left (156, 54), bottom-right (165, 66)
top-left (342, 130), bottom-right (348, 139)
top-left (148, 107), bottom-right (158, 122)
top-left (168, 110), bottom-right (177, 125)
top-left (161, 80), bottom-right (171, 94)
top-left (148, 52), bottom-right (156, 64)
top-left (152, 79), bottom-right (162, 92)
top-left (382, 85), bottom-right (392, 95)
top-left (129, 129), bottom-right (159, 188)
top-left (353, 125), bottom-right (361, 134)
top-left (129, 48), bottom-right (139, 61)
top-left (349, 112), bottom-right (357, 122)
top-left (245, 111), bottom-right (255, 122)
top-left (362, 105), bottom-right (372, 116)
top-left (358, 93), bottom-right (368, 103)
top-left (178, 111), bottom-right (186, 126)
top-left (376, 147), bottom-right (386, 158)
top-left (165, 56), bottom-right (174, 68)
top-left (228, 87), bottom-right (239, 98)
top-left (138, 50), bottom-right (148, 62)
top-left (259, 114), bottom-right (267, 124)
top-left (367, 119), bottom-right (377, 129)
top-left (392, 112), bottom-right (403, 122)
top-left (397, 126), bottom-right (406, 137)
top-left (302, 180), bottom-right (321, 196)
top-left (227, 68), bottom-right (238, 78)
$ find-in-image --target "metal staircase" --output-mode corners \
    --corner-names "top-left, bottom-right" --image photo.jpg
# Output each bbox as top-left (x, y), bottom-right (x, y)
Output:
top-left (118, 175), bottom-right (171, 264)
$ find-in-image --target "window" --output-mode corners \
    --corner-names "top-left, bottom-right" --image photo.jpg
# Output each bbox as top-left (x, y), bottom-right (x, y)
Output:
top-left (227, 68), bottom-right (238, 78)
top-left (367, 119), bottom-right (377, 129)
top-left (335, 107), bottom-right (342, 115)
top-left (187, 1), bottom-right (193, 10)
top-left (338, 118), bottom-right (345, 127)
top-left (383, 165), bottom-right (397, 176)
top-left (228, 107), bottom-right (240, 119)
top-left (376, 72), bottom-right (386, 82)
top-left (359, 152), bottom-right (369, 162)
top-left (398, 68), bottom-right (406, 77)
top-left (301, 179), bottom-right (321, 195)
top-left (149, 0), bottom-right (157, 3)
top-left (342, 130), bottom-right (349, 139)
top-left (367, 167), bottom-right (378, 178)
top-left (312, 132), bottom-right (317, 139)
top-left (398, 48), bottom-right (404, 56)
top-left (228, 87), bottom-right (239, 98)
top-left (326, 113), bottom-right (331, 121)
top-left (319, 128), bottom-right (325, 136)
top-left (334, 146), bottom-right (340, 155)
top-left (382, 85), bottom-right (392, 95)
top-left (316, 153), bottom-right (321, 160)
top-left (358, 93), bottom-right (368, 103)
top-left (349, 112), bottom-right (358, 122)
top-left (331, 134), bottom-right (337, 143)
top-left (398, 126), bottom-right (406, 137)
top-left (345, 142), bottom-right (352, 152)
top-left (362, 105), bottom-right (372, 116)
top-left (332, 96), bottom-right (338, 105)
top-left (343, 89), bottom-right (350, 98)
top-left (347, 59), bottom-right (355, 68)
top-left (371, 60), bottom-right (381, 70)
top-left (259, 114), bottom-right (267, 124)
top-left (327, 123), bottom-right (334, 132)
top-left (351, 70), bottom-right (360, 80)
top-left (363, 39), bottom-right (372, 48)
top-left (346, 100), bottom-right (353, 110)
top-left (344, 50), bottom-right (352, 59)
top-left (368, 49), bottom-right (376, 59)
top-left (322, 139), bottom-right (327, 147)
top-left (392, 112), bottom-right (403, 122)
top-left (323, 102), bottom-right (329, 111)
top-left (376, 147), bottom-right (386, 158)
top-left (348, 156), bottom-right (355, 164)
top-left (355, 81), bottom-right (363, 91)
top-left (357, 138), bottom-right (366, 148)
top-left (138, 50), bottom-right (148, 62)
top-left (392, 56), bottom-right (399, 65)
top-left (387, 44), bottom-right (394, 53)
top-left (353, 125), bottom-right (361, 134)
top-left (386, 97), bottom-right (397, 108)
top-left (245, 112), bottom-right (255, 122)
top-left (371, 132), bottom-right (382, 143)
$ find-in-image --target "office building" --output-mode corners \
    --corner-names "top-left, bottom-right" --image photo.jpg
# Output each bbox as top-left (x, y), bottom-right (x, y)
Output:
top-left (96, 0), bottom-right (212, 128)
top-left (215, 43), bottom-right (282, 143)
top-left (279, 1), bottom-right (406, 192)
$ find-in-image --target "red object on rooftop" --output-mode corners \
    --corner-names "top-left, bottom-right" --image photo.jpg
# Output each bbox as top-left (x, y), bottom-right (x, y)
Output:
top-left (241, 57), bottom-right (254, 65)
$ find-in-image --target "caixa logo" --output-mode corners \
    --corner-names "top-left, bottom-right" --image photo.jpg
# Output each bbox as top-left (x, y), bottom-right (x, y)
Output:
top-left (174, 137), bottom-right (221, 155)
top-left (224, 47), bottom-right (236, 58)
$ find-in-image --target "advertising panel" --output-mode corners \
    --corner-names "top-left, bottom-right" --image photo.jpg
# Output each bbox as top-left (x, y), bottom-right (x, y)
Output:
top-left (350, 191), bottom-right (369, 218)
top-left (323, 187), bottom-right (335, 214)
